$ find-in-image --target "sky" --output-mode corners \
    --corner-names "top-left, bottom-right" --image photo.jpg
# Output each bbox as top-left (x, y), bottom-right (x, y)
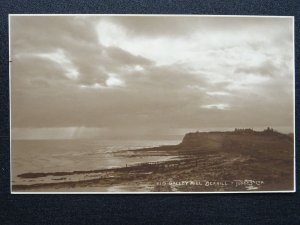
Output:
top-left (10, 15), bottom-right (294, 140)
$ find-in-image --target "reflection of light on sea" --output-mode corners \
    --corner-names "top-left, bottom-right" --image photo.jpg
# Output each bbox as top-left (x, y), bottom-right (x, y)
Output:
top-left (12, 139), bottom-right (179, 186)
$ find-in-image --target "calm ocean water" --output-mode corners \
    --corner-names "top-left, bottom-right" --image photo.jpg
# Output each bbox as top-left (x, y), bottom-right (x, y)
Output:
top-left (12, 139), bottom-right (180, 181)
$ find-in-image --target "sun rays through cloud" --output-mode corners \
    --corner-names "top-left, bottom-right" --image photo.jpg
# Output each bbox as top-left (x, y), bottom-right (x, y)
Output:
top-left (11, 15), bottom-right (294, 139)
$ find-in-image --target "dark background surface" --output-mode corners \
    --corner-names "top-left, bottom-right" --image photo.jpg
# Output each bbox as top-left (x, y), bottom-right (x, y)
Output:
top-left (0, 1), bottom-right (299, 224)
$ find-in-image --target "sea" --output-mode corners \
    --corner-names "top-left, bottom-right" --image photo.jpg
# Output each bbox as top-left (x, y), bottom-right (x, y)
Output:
top-left (11, 139), bottom-right (180, 184)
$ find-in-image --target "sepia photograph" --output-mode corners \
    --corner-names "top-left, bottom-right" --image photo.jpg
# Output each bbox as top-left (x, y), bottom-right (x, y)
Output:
top-left (10, 15), bottom-right (295, 193)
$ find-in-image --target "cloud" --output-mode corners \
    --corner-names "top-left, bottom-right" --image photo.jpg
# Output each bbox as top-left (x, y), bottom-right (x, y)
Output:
top-left (104, 46), bottom-right (153, 67)
top-left (10, 16), bottom-right (294, 139)
top-left (201, 104), bottom-right (230, 110)
top-left (105, 75), bottom-right (125, 87)
top-left (105, 16), bottom-right (292, 39)
top-left (206, 91), bottom-right (231, 96)
top-left (235, 59), bottom-right (281, 77)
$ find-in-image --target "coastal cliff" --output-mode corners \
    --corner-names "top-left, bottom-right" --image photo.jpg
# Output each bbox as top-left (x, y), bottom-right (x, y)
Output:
top-left (178, 128), bottom-right (293, 157)
top-left (13, 128), bottom-right (294, 192)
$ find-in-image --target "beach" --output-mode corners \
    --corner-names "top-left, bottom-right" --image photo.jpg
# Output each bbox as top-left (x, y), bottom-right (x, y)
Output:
top-left (12, 130), bottom-right (294, 192)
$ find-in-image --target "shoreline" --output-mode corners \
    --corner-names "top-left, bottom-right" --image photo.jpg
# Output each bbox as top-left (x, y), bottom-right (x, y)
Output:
top-left (12, 130), bottom-right (294, 192)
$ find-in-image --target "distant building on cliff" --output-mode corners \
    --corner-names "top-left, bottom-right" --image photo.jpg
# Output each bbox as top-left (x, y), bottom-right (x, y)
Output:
top-left (234, 127), bottom-right (277, 135)
top-left (234, 128), bottom-right (255, 134)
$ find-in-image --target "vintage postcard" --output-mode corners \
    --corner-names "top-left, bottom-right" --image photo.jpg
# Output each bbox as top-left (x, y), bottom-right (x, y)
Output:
top-left (10, 15), bottom-right (295, 193)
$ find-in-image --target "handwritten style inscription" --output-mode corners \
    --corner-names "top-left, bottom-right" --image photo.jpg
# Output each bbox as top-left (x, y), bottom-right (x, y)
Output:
top-left (156, 180), bottom-right (264, 189)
